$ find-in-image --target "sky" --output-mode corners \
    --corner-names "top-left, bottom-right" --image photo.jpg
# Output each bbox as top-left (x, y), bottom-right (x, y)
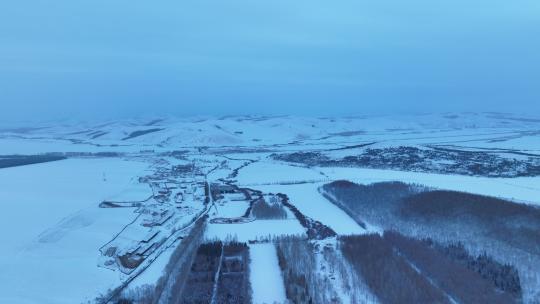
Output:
top-left (0, 1), bottom-right (539, 121)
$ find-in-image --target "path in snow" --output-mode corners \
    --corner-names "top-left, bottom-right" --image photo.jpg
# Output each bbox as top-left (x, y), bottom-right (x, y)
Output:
top-left (249, 243), bottom-right (287, 304)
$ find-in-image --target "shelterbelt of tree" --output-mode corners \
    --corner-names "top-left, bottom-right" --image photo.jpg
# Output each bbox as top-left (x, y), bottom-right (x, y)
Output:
top-left (0, 155), bottom-right (67, 169)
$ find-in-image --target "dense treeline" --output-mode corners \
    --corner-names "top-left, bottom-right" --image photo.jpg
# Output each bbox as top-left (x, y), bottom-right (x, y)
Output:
top-left (251, 197), bottom-right (287, 219)
top-left (324, 181), bottom-right (540, 253)
top-left (154, 217), bottom-right (208, 304)
top-left (180, 241), bottom-right (223, 303)
top-left (323, 180), bottom-right (540, 302)
top-left (216, 243), bottom-right (251, 304)
top-left (383, 231), bottom-right (517, 303)
top-left (322, 180), bottom-right (540, 254)
top-left (0, 154), bottom-right (67, 168)
top-left (403, 190), bottom-right (540, 223)
top-left (177, 241), bottom-right (251, 304)
top-left (275, 233), bottom-right (519, 304)
top-left (122, 128), bottom-right (165, 140)
top-left (275, 236), bottom-right (371, 303)
top-left (402, 190), bottom-right (540, 255)
top-left (427, 241), bottom-right (521, 296)
top-left (276, 239), bottom-right (318, 304)
top-left (340, 234), bottom-right (450, 304)
top-left (321, 180), bottom-right (420, 230)
top-left (340, 232), bottom-right (519, 304)
top-left (112, 216), bottom-right (207, 304)
top-left (278, 193), bottom-right (336, 239)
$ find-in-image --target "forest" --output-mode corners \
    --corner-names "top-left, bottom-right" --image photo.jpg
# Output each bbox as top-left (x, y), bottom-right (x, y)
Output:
top-left (322, 180), bottom-right (540, 302)
top-left (0, 154), bottom-right (67, 168)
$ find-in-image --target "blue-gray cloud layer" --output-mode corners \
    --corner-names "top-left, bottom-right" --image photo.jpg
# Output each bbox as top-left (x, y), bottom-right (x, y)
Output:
top-left (1, 1), bottom-right (539, 121)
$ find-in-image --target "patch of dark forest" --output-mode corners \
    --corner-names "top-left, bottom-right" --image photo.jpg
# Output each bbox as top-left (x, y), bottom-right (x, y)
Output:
top-left (249, 196), bottom-right (287, 220)
top-left (88, 130), bottom-right (108, 139)
top-left (322, 180), bottom-right (540, 302)
top-left (276, 238), bottom-right (327, 303)
top-left (340, 232), bottom-right (518, 304)
top-left (277, 193), bottom-right (336, 240)
top-left (122, 128), bottom-right (165, 140)
top-left (179, 241), bottom-right (251, 304)
top-left (0, 154), bottom-right (67, 169)
top-left (113, 229), bottom-right (251, 304)
top-left (272, 146), bottom-right (540, 177)
top-left (275, 231), bottom-right (521, 304)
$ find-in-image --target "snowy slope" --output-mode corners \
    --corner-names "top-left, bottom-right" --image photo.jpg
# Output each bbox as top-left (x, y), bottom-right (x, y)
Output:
top-left (2, 113), bottom-right (539, 154)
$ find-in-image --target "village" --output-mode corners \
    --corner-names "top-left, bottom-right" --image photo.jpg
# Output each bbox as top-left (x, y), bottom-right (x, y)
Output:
top-left (96, 156), bottom-right (265, 276)
top-left (98, 159), bottom-right (209, 275)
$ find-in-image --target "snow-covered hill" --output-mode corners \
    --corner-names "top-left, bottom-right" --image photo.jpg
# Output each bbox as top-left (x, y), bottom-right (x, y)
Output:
top-left (1, 113), bottom-right (540, 155)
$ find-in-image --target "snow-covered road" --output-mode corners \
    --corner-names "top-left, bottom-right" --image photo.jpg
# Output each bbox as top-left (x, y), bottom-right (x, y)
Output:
top-left (249, 243), bottom-right (287, 304)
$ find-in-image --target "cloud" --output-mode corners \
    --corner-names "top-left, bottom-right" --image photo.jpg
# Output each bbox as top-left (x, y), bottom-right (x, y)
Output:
top-left (0, 0), bottom-right (538, 121)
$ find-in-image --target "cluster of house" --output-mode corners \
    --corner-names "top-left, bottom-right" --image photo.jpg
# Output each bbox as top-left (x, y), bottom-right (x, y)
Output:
top-left (101, 158), bottom-right (271, 275)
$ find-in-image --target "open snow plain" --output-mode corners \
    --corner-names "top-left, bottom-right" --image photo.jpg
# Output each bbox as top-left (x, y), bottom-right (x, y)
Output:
top-left (1, 113), bottom-right (539, 303)
top-left (0, 158), bottom-right (150, 303)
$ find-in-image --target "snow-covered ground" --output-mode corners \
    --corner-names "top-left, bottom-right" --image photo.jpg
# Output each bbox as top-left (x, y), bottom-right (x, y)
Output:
top-left (211, 200), bottom-right (250, 218)
top-left (249, 243), bottom-right (287, 304)
top-left (0, 158), bottom-right (150, 303)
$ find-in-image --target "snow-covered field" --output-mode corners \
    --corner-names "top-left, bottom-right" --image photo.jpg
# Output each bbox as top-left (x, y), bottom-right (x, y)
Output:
top-left (0, 158), bottom-right (150, 303)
